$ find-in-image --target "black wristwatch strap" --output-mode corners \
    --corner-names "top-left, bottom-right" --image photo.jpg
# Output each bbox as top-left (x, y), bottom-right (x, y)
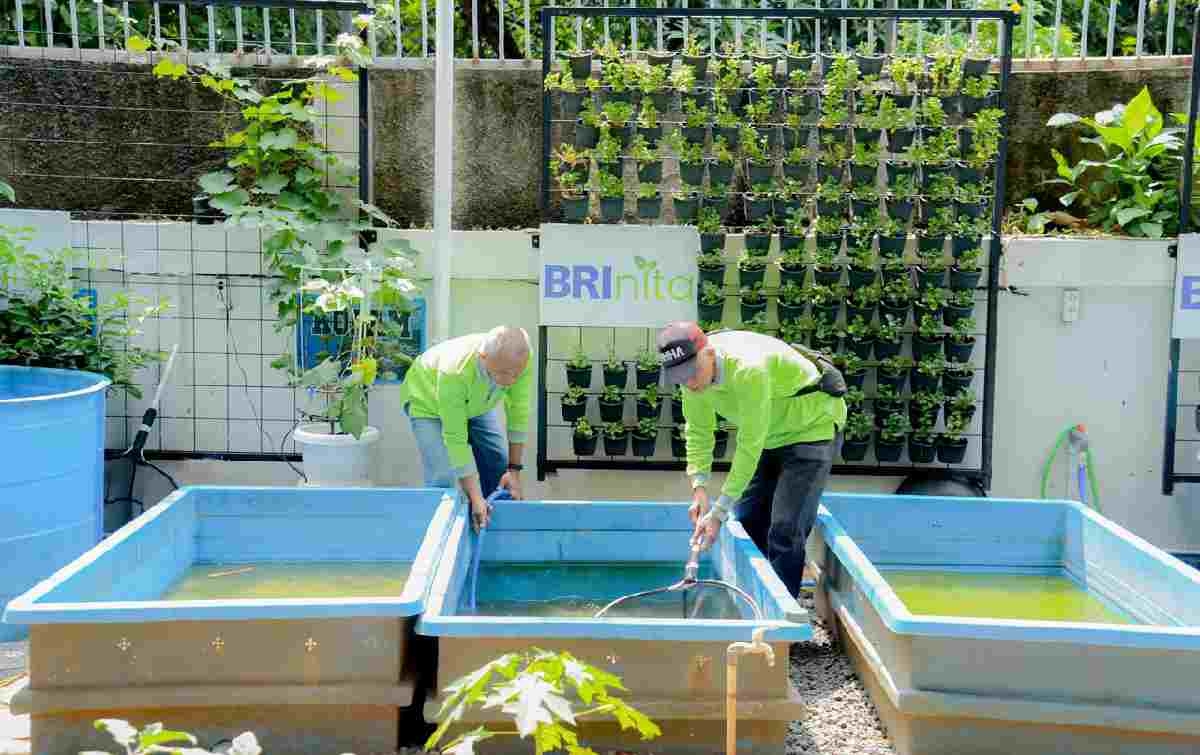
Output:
top-left (507, 463), bottom-right (524, 471)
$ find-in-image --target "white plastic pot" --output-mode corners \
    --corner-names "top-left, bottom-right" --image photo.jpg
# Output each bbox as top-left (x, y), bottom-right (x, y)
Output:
top-left (294, 424), bottom-right (380, 487)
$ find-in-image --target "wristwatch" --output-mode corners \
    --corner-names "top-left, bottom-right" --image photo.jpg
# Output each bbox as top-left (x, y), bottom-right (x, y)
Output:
top-left (507, 463), bottom-right (524, 471)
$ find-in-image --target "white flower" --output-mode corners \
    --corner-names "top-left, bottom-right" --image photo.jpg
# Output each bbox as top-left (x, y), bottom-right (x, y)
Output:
top-left (228, 732), bottom-right (262, 755)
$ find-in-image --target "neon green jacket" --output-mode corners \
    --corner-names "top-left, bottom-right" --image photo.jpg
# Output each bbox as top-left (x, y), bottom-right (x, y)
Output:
top-left (399, 333), bottom-right (532, 478)
top-left (683, 331), bottom-right (847, 506)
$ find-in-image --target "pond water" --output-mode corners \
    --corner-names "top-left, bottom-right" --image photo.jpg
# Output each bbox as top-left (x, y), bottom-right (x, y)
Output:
top-left (161, 561), bottom-right (413, 600)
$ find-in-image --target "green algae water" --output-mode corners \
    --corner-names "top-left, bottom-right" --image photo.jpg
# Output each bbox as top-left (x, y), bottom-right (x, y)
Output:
top-left (162, 561), bottom-right (413, 600)
top-left (470, 561), bottom-right (744, 620)
top-left (882, 569), bottom-right (1137, 624)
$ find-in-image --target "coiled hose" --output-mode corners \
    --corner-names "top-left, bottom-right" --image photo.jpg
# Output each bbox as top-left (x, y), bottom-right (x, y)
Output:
top-left (1040, 424), bottom-right (1101, 514)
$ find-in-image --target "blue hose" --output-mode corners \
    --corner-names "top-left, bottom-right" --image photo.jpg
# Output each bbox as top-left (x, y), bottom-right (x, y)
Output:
top-left (467, 487), bottom-right (512, 613)
top-left (1077, 461), bottom-right (1089, 510)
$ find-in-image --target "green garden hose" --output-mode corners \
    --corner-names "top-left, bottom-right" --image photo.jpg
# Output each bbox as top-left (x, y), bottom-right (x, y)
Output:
top-left (1040, 424), bottom-right (1101, 514)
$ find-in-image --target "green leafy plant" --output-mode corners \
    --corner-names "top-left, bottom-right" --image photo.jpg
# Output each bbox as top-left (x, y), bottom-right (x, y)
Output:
top-left (544, 71), bottom-right (579, 93)
top-left (737, 253), bottom-right (768, 272)
top-left (633, 416), bottom-right (659, 439)
top-left (928, 48), bottom-right (964, 96)
top-left (562, 385), bottom-right (587, 406)
top-left (567, 346), bottom-right (591, 369)
top-left (740, 283), bottom-right (767, 304)
top-left (604, 349), bottom-right (624, 372)
top-left (879, 356), bottom-right (911, 376)
top-left (916, 313), bottom-right (943, 339)
top-left (603, 421), bottom-right (628, 439)
top-left (638, 102), bottom-right (660, 130)
top-left (87, 718), bottom-right (262, 755)
top-left (573, 418), bottom-right (596, 438)
top-left (779, 280), bottom-right (806, 306)
top-left (697, 207), bottom-right (723, 235)
top-left (955, 247), bottom-right (983, 272)
top-left (843, 315), bottom-right (872, 342)
top-left (848, 282), bottom-right (881, 309)
top-left (712, 135), bottom-right (736, 164)
top-left (636, 346), bottom-right (661, 371)
top-left (921, 97), bottom-right (947, 129)
top-left (879, 411), bottom-right (912, 442)
top-left (699, 280), bottom-right (725, 305)
top-left (638, 383), bottom-right (662, 406)
top-left (671, 65), bottom-right (697, 95)
top-left (949, 388), bottom-right (977, 415)
top-left (950, 315), bottom-right (977, 343)
top-left (600, 384), bottom-right (623, 404)
top-left (887, 56), bottom-right (923, 94)
top-left (1046, 87), bottom-right (1181, 238)
top-left (963, 75), bottom-right (996, 99)
top-left (874, 314), bottom-right (902, 344)
top-left (597, 172), bottom-right (625, 199)
top-left (844, 409), bottom-right (874, 440)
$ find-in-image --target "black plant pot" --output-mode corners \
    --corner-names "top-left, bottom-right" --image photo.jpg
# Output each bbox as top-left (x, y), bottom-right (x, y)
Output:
top-left (715, 125), bottom-right (741, 147)
top-left (855, 54), bottom-right (885, 76)
top-left (957, 163), bottom-right (988, 185)
top-left (847, 266), bottom-right (877, 290)
top-left (961, 94), bottom-right (992, 116)
top-left (708, 160), bottom-right (735, 186)
top-left (852, 198), bottom-right (878, 218)
top-left (943, 369), bottom-right (974, 394)
top-left (787, 54), bottom-right (814, 76)
top-left (779, 234), bottom-right (805, 252)
top-left (611, 124), bottom-right (635, 148)
top-left (874, 436), bottom-right (904, 463)
top-left (636, 367), bottom-right (661, 390)
top-left (781, 128), bottom-right (806, 151)
top-left (878, 234), bottom-right (908, 257)
top-left (566, 365), bottom-right (593, 389)
top-left (874, 339), bottom-right (902, 360)
top-left (632, 433), bottom-right (658, 457)
top-left (638, 161), bottom-right (664, 183)
top-left (559, 91), bottom-right (584, 117)
top-left (950, 266), bottom-right (982, 291)
top-left (876, 369), bottom-right (908, 393)
top-left (813, 335), bottom-right (840, 353)
top-left (745, 232), bottom-right (773, 255)
top-left (636, 399), bottom-right (662, 420)
top-left (639, 123), bottom-right (665, 143)
top-left (841, 436), bottom-right (870, 461)
top-left (943, 302), bottom-right (974, 326)
top-left (575, 121), bottom-right (599, 148)
top-left (853, 127), bottom-right (882, 146)
top-left (565, 52), bottom-right (593, 79)
top-left (812, 303), bottom-right (841, 327)
top-left (745, 196), bottom-right (774, 221)
top-left (918, 235), bottom-right (946, 255)
top-left (922, 198), bottom-right (954, 223)
top-left (912, 335), bottom-right (943, 360)
top-left (674, 195), bottom-right (700, 222)
top-left (812, 265), bottom-right (843, 286)
top-left (885, 161), bottom-right (915, 185)
top-left (817, 162), bottom-right (843, 184)
top-left (944, 337), bottom-right (976, 363)
top-left (915, 267), bottom-right (944, 290)
top-left (777, 300), bottom-right (806, 324)
top-left (850, 163), bottom-right (877, 185)
top-left (603, 366), bottom-right (629, 389)
top-left (888, 128), bottom-right (917, 152)
top-left (679, 161), bottom-right (706, 186)
top-left (637, 197), bottom-right (663, 220)
top-left (886, 93), bottom-right (918, 109)
top-left (739, 266), bottom-right (766, 288)
top-left (921, 162), bottom-right (954, 187)
top-left (816, 198), bottom-right (846, 218)
top-left (698, 300), bottom-right (725, 321)
top-left (908, 437), bottom-right (937, 464)
top-left (604, 433), bottom-right (629, 456)
top-left (844, 369), bottom-right (867, 390)
top-left (682, 124), bottom-right (709, 145)
top-left (880, 267), bottom-right (910, 286)
top-left (886, 198), bottom-right (915, 222)
top-left (879, 301), bottom-right (910, 324)
top-left (913, 303), bottom-right (943, 322)
top-left (818, 53), bottom-right (837, 75)
top-left (561, 195), bottom-right (590, 222)
top-left (740, 300), bottom-right (768, 322)
top-left (701, 232), bottom-right (727, 253)
top-left (574, 433), bottom-right (598, 455)
top-left (599, 197), bottom-right (625, 222)
top-left (599, 399), bottom-right (625, 423)
top-left (952, 236), bottom-right (983, 258)
top-left (946, 403), bottom-right (977, 424)
top-left (698, 265), bottom-right (726, 288)
top-left (847, 337), bottom-right (874, 359)
top-left (683, 54), bottom-right (710, 77)
top-left (957, 199), bottom-right (990, 220)
top-left (783, 161), bottom-right (811, 182)
top-left (937, 437), bottom-right (968, 464)
top-left (562, 399), bottom-right (587, 424)
top-left (671, 398), bottom-right (685, 424)
top-left (845, 302), bottom-right (876, 323)
top-left (819, 125), bottom-right (849, 146)
top-left (671, 430), bottom-right (687, 458)
top-left (910, 370), bottom-right (940, 393)
top-left (755, 126), bottom-right (781, 150)
top-left (713, 430), bottom-right (729, 459)
top-left (778, 264), bottom-right (807, 288)
top-left (747, 160), bottom-right (775, 185)
top-left (963, 56), bottom-right (992, 76)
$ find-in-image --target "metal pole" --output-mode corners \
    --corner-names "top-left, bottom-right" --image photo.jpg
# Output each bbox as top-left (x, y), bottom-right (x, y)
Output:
top-left (537, 325), bottom-right (549, 481)
top-left (433, 0), bottom-right (454, 343)
top-left (541, 8), bottom-right (553, 217)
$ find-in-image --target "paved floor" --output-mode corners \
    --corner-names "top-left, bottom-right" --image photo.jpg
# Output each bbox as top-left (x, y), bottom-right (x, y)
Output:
top-left (0, 642), bottom-right (29, 755)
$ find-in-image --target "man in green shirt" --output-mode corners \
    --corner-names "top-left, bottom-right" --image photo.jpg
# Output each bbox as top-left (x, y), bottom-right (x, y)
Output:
top-left (399, 326), bottom-right (533, 531)
top-left (657, 321), bottom-right (847, 597)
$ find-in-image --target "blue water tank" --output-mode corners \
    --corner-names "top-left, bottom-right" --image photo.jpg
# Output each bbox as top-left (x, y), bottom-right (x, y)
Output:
top-left (0, 366), bottom-right (109, 641)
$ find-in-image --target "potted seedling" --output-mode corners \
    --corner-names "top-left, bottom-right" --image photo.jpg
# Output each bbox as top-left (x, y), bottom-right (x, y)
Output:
top-left (744, 183), bottom-right (775, 222)
top-left (744, 216), bottom-right (774, 255)
top-left (878, 254), bottom-right (908, 287)
top-left (950, 247), bottom-right (982, 291)
top-left (636, 383), bottom-right (663, 420)
top-left (561, 385), bottom-right (589, 423)
top-left (779, 319), bottom-right (809, 346)
top-left (814, 177), bottom-right (846, 218)
top-left (851, 185), bottom-right (880, 219)
top-left (785, 41), bottom-right (814, 76)
top-left (630, 417), bottom-right (660, 457)
top-left (598, 173), bottom-right (626, 222)
top-left (737, 252), bottom-right (768, 288)
top-left (780, 208), bottom-right (808, 254)
top-left (873, 382), bottom-right (905, 421)
top-left (875, 412), bottom-right (911, 463)
top-left (750, 40), bottom-right (779, 68)
top-left (842, 316), bottom-right (874, 359)
top-left (637, 182), bottom-right (662, 220)
top-left (811, 318), bottom-right (840, 352)
top-left (743, 311), bottom-right (772, 334)
top-left (909, 389), bottom-right (944, 431)
top-left (680, 98), bottom-right (710, 145)
top-left (671, 384), bottom-right (685, 423)
top-left (598, 384), bottom-right (625, 423)
top-left (963, 42), bottom-right (992, 76)
top-left (778, 280), bottom-right (807, 323)
top-left (880, 277), bottom-right (912, 323)
top-left (877, 356), bottom-right (910, 393)
top-left (915, 249), bottom-right (946, 290)
top-left (576, 101), bottom-right (601, 149)
top-left (908, 419), bottom-right (938, 464)
top-left (872, 314), bottom-right (903, 360)
top-left (603, 349), bottom-right (628, 388)
top-left (834, 353), bottom-right (867, 389)
top-left (937, 413), bottom-right (969, 463)
top-left (670, 424), bottom-right (687, 457)
top-left (943, 289), bottom-right (975, 326)
top-left (565, 346), bottom-right (594, 388)
top-left (964, 107), bottom-right (1002, 173)
top-left (840, 410), bottom-right (873, 461)
top-left (887, 55), bottom-right (923, 96)
top-left (853, 39), bottom-right (885, 76)
top-left (697, 251), bottom-right (727, 288)
top-left (911, 354), bottom-right (943, 393)
top-left (555, 168), bottom-right (589, 223)
top-left (913, 286), bottom-right (948, 321)
top-left (845, 386), bottom-right (866, 410)
top-left (946, 387), bottom-right (977, 423)
top-left (667, 131), bottom-right (706, 185)
top-left (629, 135), bottom-right (662, 183)
top-left (713, 107), bottom-right (743, 148)
top-left (633, 346), bottom-right (662, 389)
top-left (637, 60), bottom-right (672, 111)
top-left (876, 216), bottom-right (908, 258)
top-left (546, 70), bottom-right (584, 116)
top-left (708, 135), bottom-right (737, 186)
top-left (912, 312), bottom-right (944, 361)
top-left (942, 360), bottom-right (974, 395)
top-left (961, 75), bottom-right (996, 116)
top-left (698, 280), bottom-right (726, 322)
top-left (573, 418), bottom-right (599, 455)
top-left (697, 207), bottom-right (727, 253)
top-left (740, 283), bottom-right (768, 322)
top-left (592, 131), bottom-right (622, 177)
top-left (886, 174), bottom-right (917, 222)
top-left (849, 140), bottom-right (880, 184)
top-left (846, 281), bottom-right (880, 323)
top-left (602, 101), bottom-right (637, 145)
top-left (682, 33), bottom-right (710, 78)
top-left (945, 315), bottom-right (976, 363)
top-left (646, 47), bottom-right (676, 69)
top-left (602, 421), bottom-right (630, 456)
top-left (564, 46), bottom-right (593, 80)
top-left (784, 144), bottom-right (813, 182)
top-left (846, 238), bottom-right (875, 288)
top-left (674, 184), bottom-right (700, 223)
top-left (808, 282), bottom-right (843, 324)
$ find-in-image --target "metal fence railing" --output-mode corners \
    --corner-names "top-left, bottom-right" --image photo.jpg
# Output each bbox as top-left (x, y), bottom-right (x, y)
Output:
top-left (1, 0), bottom-right (1196, 63)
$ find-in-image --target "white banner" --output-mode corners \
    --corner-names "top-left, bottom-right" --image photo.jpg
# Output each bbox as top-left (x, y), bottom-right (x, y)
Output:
top-left (538, 223), bottom-right (700, 328)
top-left (1173, 234), bottom-right (1200, 339)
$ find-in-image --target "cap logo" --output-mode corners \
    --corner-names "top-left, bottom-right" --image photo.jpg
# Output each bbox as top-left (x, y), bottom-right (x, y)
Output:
top-left (662, 345), bottom-right (686, 362)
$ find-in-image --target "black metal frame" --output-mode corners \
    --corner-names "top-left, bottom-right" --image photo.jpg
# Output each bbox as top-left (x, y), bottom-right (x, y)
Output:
top-left (1160, 7), bottom-right (1200, 494)
top-left (536, 5), bottom-right (1016, 485)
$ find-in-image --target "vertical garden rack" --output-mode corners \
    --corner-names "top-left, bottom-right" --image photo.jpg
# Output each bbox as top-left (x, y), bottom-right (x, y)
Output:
top-left (1160, 7), bottom-right (1200, 495)
top-left (536, 4), bottom-right (1016, 486)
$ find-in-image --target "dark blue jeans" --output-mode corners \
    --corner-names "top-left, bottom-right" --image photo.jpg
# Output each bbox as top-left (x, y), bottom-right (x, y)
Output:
top-left (734, 434), bottom-right (840, 598)
top-left (406, 407), bottom-right (509, 498)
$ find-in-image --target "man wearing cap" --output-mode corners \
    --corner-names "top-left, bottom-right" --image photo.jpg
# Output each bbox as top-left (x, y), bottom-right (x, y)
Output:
top-left (400, 325), bottom-right (533, 532)
top-left (658, 322), bottom-right (847, 597)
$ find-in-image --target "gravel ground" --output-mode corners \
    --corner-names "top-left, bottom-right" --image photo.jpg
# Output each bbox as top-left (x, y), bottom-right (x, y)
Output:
top-left (786, 593), bottom-right (895, 755)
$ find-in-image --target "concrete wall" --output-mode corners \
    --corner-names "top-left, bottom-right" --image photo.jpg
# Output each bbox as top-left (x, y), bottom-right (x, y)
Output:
top-left (98, 228), bottom-right (1200, 554)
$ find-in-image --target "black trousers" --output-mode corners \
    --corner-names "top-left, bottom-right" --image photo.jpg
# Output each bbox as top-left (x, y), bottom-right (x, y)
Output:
top-left (733, 434), bottom-right (840, 597)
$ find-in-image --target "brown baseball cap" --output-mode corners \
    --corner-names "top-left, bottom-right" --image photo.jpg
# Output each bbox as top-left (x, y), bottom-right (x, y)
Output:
top-left (657, 321), bottom-right (708, 386)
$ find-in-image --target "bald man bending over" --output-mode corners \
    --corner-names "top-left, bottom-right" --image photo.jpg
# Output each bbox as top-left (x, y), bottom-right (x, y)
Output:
top-left (399, 326), bottom-right (533, 530)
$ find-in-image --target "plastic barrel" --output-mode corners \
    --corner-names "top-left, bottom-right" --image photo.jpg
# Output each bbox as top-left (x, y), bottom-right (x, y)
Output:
top-left (0, 366), bottom-right (109, 640)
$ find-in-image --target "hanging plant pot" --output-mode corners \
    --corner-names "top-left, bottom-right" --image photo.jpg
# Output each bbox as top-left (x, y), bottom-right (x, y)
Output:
top-left (637, 196), bottom-right (663, 220)
top-left (943, 301), bottom-right (975, 326)
top-left (844, 368), bottom-right (867, 390)
top-left (647, 90), bottom-right (674, 112)
top-left (878, 234), bottom-right (908, 257)
top-left (816, 162), bottom-right (843, 184)
top-left (750, 53), bottom-right (778, 68)
top-left (566, 364), bottom-right (593, 389)
top-left (816, 198), bottom-right (845, 218)
top-left (874, 400), bottom-right (903, 425)
top-left (922, 198), bottom-right (954, 223)
top-left (915, 266), bottom-right (944, 290)
top-left (812, 300), bottom-right (841, 325)
top-left (840, 435), bottom-right (871, 462)
top-left (638, 160), bottom-right (664, 183)
top-left (885, 161), bottom-right (915, 185)
top-left (747, 160), bottom-right (775, 185)
top-left (681, 125), bottom-right (709, 145)
top-left (944, 336), bottom-right (976, 364)
top-left (885, 198), bottom-right (915, 222)
top-left (707, 160), bottom-right (735, 186)
top-left (674, 194), bottom-right (700, 222)
top-left (963, 56), bottom-right (992, 76)
top-left (679, 160), bottom-right (706, 186)
top-left (912, 335), bottom-right (943, 361)
top-left (855, 53), bottom-right (886, 76)
top-left (787, 91), bottom-right (817, 114)
top-left (560, 91), bottom-right (584, 117)
top-left (910, 370), bottom-right (940, 393)
top-left (783, 161), bottom-right (811, 182)
top-left (670, 428), bottom-right (687, 457)
top-left (683, 54), bottom-right (710, 78)
top-left (776, 198), bottom-right (804, 219)
top-left (950, 266), bottom-right (982, 291)
top-left (701, 232), bottom-right (727, 253)
top-left (849, 163), bottom-right (877, 185)
top-left (936, 436), bottom-right (968, 464)
top-left (671, 397), bottom-right (685, 425)
top-left (744, 195), bottom-right (774, 222)
top-left (713, 429), bottom-right (730, 458)
top-left (912, 300), bottom-right (943, 321)
top-left (631, 431), bottom-right (658, 457)
top-left (604, 87), bottom-right (637, 105)
top-left (777, 299), bottom-right (807, 323)
top-left (604, 431), bottom-right (630, 456)
top-left (921, 162), bottom-right (954, 187)
top-left (715, 125), bottom-right (742, 147)
top-left (779, 129), bottom-right (804, 153)
top-left (887, 128), bottom-right (917, 153)
top-left (639, 124), bottom-right (664, 144)
top-left (874, 338), bottom-right (902, 360)
top-left (845, 301), bottom-right (875, 323)
top-left (787, 54), bottom-right (814, 76)
top-left (887, 92), bottom-right (918, 109)
top-left (565, 52), bottom-right (593, 79)
top-left (908, 436), bottom-right (937, 464)
top-left (918, 234), bottom-right (946, 255)
top-left (951, 236), bottom-right (982, 258)
top-left (575, 121), bottom-right (599, 148)
top-left (704, 193), bottom-right (732, 219)
top-left (598, 159), bottom-right (623, 178)
top-left (603, 365), bottom-right (629, 389)
top-left (755, 125), bottom-right (781, 150)
top-left (942, 368), bottom-right (974, 395)
top-left (851, 198), bottom-right (878, 218)
top-left (818, 53), bottom-right (838, 75)
top-left (599, 399), bottom-right (625, 423)
top-left (573, 432), bottom-right (598, 456)
top-left (698, 299), bottom-right (725, 321)
top-left (847, 266), bottom-right (877, 290)
top-left (874, 434), bottom-right (904, 463)
top-left (876, 369), bottom-right (908, 393)
top-left (812, 333), bottom-right (840, 353)
top-left (740, 296), bottom-right (768, 321)
top-left (959, 129), bottom-right (976, 157)
top-left (957, 162), bottom-right (988, 184)
top-left (599, 197), bottom-right (625, 222)
top-left (562, 398), bottom-right (588, 424)
top-left (778, 233), bottom-right (805, 253)
top-left (879, 300), bottom-right (909, 324)
top-left (698, 263), bottom-right (726, 287)
top-left (635, 366), bottom-right (661, 390)
top-left (778, 263), bottom-right (807, 288)
top-left (744, 231), bottom-right (773, 255)
top-left (909, 400), bottom-right (940, 429)
top-left (957, 198), bottom-right (990, 220)
top-left (812, 261), bottom-right (843, 286)
top-left (961, 94), bottom-right (993, 116)
top-left (738, 266), bottom-right (766, 288)
top-left (561, 195), bottom-right (590, 222)
top-left (819, 126), bottom-right (849, 147)
top-left (880, 266), bottom-right (910, 286)
top-left (853, 126), bottom-right (882, 146)
top-left (636, 398), bottom-right (662, 420)
top-left (847, 337), bottom-right (874, 360)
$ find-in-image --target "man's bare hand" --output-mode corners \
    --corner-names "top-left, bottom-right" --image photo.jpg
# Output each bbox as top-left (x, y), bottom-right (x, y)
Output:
top-left (692, 510), bottom-right (722, 551)
top-left (690, 486), bottom-right (709, 524)
top-left (470, 496), bottom-right (492, 532)
top-left (499, 470), bottom-right (523, 500)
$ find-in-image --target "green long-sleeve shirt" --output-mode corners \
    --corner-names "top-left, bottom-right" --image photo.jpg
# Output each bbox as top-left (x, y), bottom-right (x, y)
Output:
top-left (399, 333), bottom-right (532, 478)
top-left (683, 331), bottom-right (847, 507)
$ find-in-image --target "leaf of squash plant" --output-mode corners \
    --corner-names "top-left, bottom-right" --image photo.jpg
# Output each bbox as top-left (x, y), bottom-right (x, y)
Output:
top-left (254, 173), bottom-right (289, 195)
top-left (0, 180), bottom-right (13, 202)
top-left (199, 171), bottom-right (236, 195)
top-left (1046, 113), bottom-right (1080, 127)
top-left (1116, 207), bottom-right (1150, 227)
top-left (1138, 221), bottom-right (1164, 239)
top-left (210, 189), bottom-right (249, 213)
top-left (260, 128), bottom-right (299, 151)
top-left (126, 35), bottom-right (151, 53)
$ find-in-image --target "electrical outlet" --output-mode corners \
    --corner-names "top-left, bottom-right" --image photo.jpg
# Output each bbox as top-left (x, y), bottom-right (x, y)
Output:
top-left (1062, 288), bottom-right (1081, 323)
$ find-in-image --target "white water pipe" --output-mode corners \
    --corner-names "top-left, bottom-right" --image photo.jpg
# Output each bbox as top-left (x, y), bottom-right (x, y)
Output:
top-left (431, 0), bottom-right (453, 343)
top-left (725, 626), bottom-right (775, 755)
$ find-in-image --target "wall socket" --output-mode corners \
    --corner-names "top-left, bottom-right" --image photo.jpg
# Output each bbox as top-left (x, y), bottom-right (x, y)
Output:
top-left (1062, 288), bottom-right (1081, 323)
